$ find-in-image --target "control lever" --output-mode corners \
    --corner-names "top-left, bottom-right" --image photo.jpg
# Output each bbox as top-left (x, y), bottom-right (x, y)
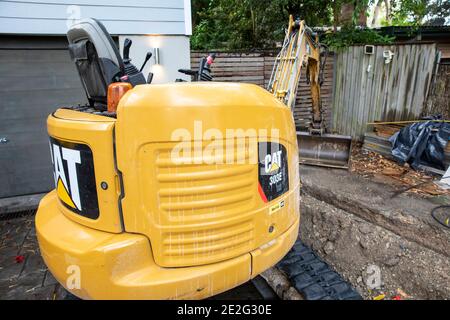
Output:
top-left (122, 38), bottom-right (146, 86)
top-left (140, 52), bottom-right (153, 72)
top-left (178, 69), bottom-right (198, 76)
top-left (147, 72), bottom-right (154, 84)
top-left (123, 38), bottom-right (132, 63)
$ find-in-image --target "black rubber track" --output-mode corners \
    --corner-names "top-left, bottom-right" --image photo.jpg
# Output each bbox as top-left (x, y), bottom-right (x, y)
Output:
top-left (277, 240), bottom-right (362, 300)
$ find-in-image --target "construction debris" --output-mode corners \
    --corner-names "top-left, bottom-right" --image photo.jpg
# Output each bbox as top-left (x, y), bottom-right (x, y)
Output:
top-left (351, 145), bottom-right (450, 197)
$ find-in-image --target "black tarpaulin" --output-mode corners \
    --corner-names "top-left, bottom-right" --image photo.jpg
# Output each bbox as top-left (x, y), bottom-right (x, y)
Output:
top-left (389, 121), bottom-right (450, 171)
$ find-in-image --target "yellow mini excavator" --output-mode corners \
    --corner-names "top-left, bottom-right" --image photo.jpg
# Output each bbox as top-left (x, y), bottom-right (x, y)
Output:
top-left (35, 17), bottom-right (349, 300)
top-left (35, 18), bottom-right (299, 300)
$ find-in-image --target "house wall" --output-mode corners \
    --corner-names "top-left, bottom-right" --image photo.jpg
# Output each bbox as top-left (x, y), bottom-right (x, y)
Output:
top-left (0, 1), bottom-right (192, 199)
top-left (120, 35), bottom-right (191, 84)
top-left (0, 0), bottom-right (192, 35)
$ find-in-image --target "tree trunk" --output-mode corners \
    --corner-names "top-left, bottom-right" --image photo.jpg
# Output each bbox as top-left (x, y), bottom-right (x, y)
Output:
top-left (355, 0), bottom-right (369, 27)
top-left (332, 0), bottom-right (340, 31)
top-left (358, 7), bottom-right (368, 26)
top-left (340, 3), bottom-right (354, 26)
top-left (371, 0), bottom-right (383, 27)
top-left (384, 0), bottom-right (392, 24)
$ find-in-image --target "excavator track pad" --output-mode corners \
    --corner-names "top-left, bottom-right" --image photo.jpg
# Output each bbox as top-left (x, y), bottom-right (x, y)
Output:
top-left (277, 240), bottom-right (362, 300)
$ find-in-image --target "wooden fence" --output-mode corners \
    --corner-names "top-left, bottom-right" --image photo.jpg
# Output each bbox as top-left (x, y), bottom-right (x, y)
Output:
top-left (332, 44), bottom-right (437, 139)
top-left (190, 51), bottom-right (335, 130)
top-left (192, 45), bottom-right (443, 139)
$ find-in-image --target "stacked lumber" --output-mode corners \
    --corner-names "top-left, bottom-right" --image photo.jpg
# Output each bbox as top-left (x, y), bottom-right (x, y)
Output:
top-left (362, 132), bottom-right (393, 158)
top-left (373, 123), bottom-right (406, 138)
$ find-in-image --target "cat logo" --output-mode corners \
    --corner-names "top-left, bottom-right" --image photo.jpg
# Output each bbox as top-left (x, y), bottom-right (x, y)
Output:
top-left (258, 142), bottom-right (289, 203)
top-left (50, 142), bottom-right (82, 211)
top-left (49, 138), bottom-right (99, 219)
top-left (264, 150), bottom-right (283, 174)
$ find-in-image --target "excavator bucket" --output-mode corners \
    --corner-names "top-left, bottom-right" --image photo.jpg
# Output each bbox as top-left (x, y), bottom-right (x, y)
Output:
top-left (297, 132), bottom-right (353, 169)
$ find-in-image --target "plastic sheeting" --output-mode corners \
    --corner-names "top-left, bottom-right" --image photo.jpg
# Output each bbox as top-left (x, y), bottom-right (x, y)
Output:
top-left (389, 121), bottom-right (450, 171)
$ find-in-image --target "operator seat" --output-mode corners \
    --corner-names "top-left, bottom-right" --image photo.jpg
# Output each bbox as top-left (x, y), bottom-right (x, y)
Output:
top-left (67, 18), bottom-right (125, 111)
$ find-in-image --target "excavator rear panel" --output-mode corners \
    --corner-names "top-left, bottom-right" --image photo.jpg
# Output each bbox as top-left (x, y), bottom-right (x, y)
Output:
top-left (36, 83), bottom-right (300, 299)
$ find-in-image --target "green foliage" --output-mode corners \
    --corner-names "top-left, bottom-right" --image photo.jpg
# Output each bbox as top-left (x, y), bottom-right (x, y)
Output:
top-left (427, 0), bottom-right (450, 22)
top-left (191, 0), bottom-right (449, 50)
top-left (390, 0), bottom-right (428, 26)
top-left (191, 0), bottom-right (333, 50)
top-left (321, 26), bottom-right (394, 51)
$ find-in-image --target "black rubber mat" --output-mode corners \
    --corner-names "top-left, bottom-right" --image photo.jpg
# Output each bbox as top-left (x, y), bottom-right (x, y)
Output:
top-left (277, 240), bottom-right (362, 300)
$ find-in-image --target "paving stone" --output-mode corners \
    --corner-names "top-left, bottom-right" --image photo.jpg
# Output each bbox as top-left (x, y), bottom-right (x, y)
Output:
top-left (0, 259), bottom-right (23, 281)
top-left (2, 283), bottom-right (44, 300)
top-left (0, 215), bottom-right (52, 300)
top-left (20, 252), bottom-right (46, 277)
top-left (43, 270), bottom-right (59, 287)
top-left (16, 270), bottom-right (46, 287)
top-left (28, 226), bottom-right (37, 238)
top-left (23, 284), bottom-right (58, 300)
top-left (55, 284), bottom-right (72, 300)
top-left (0, 245), bottom-right (21, 266)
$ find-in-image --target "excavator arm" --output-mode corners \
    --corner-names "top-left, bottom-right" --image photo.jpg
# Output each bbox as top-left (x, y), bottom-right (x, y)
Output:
top-left (268, 16), bottom-right (323, 130)
top-left (268, 16), bottom-right (352, 169)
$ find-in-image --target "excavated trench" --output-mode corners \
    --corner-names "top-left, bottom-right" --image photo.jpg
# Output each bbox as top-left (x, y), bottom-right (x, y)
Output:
top-left (263, 165), bottom-right (450, 300)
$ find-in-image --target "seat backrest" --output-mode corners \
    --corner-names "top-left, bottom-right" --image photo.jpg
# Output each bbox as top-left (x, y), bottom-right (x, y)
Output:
top-left (67, 18), bottom-right (125, 110)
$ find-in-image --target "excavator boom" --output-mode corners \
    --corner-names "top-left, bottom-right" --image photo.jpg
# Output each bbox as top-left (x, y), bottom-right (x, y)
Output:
top-left (268, 16), bottom-right (352, 169)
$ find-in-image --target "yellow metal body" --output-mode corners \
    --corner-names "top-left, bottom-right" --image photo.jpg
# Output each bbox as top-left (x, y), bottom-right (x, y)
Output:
top-left (36, 83), bottom-right (300, 299)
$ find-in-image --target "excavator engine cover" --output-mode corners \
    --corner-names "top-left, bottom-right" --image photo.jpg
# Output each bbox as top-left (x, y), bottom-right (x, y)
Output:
top-left (35, 83), bottom-right (300, 299)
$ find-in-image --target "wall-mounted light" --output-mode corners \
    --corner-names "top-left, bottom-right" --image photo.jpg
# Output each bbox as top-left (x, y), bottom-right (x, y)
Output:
top-left (383, 50), bottom-right (394, 64)
top-left (154, 47), bottom-right (160, 65)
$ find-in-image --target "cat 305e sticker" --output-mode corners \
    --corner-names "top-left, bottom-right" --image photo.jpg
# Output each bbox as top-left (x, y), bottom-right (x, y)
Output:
top-left (49, 137), bottom-right (99, 219)
top-left (258, 142), bottom-right (289, 203)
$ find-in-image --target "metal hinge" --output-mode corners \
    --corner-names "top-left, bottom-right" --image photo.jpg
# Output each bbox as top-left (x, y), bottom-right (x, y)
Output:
top-left (0, 137), bottom-right (9, 144)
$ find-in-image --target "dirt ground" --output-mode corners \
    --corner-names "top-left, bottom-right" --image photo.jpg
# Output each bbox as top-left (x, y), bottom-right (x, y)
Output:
top-left (299, 149), bottom-right (450, 300)
top-left (300, 194), bottom-right (450, 299)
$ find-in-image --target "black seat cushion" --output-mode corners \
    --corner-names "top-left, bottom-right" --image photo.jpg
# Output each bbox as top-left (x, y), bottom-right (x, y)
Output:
top-left (69, 39), bottom-right (122, 110)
